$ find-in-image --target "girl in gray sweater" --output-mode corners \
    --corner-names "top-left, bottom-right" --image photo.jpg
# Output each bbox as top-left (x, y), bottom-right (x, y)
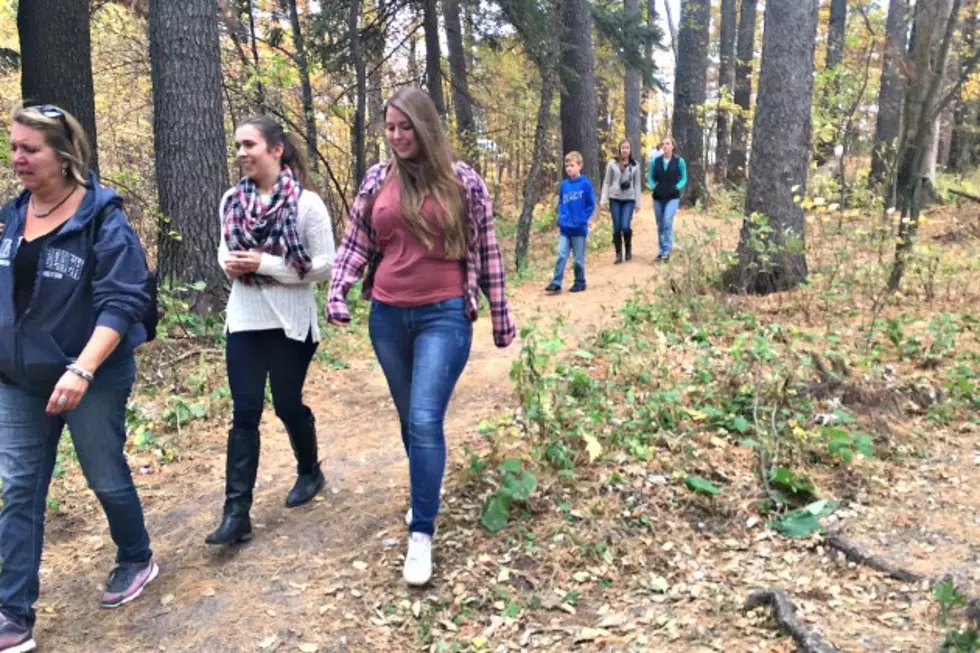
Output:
top-left (599, 140), bottom-right (642, 263)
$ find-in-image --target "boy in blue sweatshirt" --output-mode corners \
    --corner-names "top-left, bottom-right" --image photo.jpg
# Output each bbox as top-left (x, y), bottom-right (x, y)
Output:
top-left (546, 151), bottom-right (595, 293)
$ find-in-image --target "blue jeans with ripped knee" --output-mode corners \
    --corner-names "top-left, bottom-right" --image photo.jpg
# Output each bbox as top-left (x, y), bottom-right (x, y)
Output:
top-left (368, 296), bottom-right (473, 536)
top-left (0, 355), bottom-right (151, 627)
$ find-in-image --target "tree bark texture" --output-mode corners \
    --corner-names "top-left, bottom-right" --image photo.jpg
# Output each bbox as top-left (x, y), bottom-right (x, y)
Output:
top-left (422, 0), bottom-right (445, 115)
top-left (243, 0), bottom-right (265, 111)
top-left (625, 0), bottom-right (643, 176)
top-left (661, 0), bottom-right (678, 60)
top-left (826, 0), bottom-right (848, 71)
top-left (715, 0), bottom-right (737, 182)
top-left (515, 65), bottom-right (557, 271)
top-left (350, 0), bottom-right (367, 187)
top-left (672, 0), bottom-right (710, 206)
top-left (287, 0), bottom-right (318, 170)
top-left (559, 0), bottom-right (600, 183)
top-left (948, 0), bottom-right (978, 171)
top-left (896, 0), bottom-right (954, 194)
top-left (726, 0), bottom-right (820, 294)
top-left (890, 0), bottom-right (961, 291)
top-left (870, 0), bottom-right (909, 187)
top-left (367, 0), bottom-right (386, 166)
top-left (444, 0), bottom-right (477, 164)
top-left (149, 0), bottom-right (229, 302)
top-left (727, 0), bottom-right (756, 185)
top-left (18, 0), bottom-right (100, 174)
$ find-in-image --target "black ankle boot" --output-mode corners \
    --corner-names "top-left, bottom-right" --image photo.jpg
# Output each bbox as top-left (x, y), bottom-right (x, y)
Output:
top-left (285, 412), bottom-right (325, 508)
top-left (206, 428), bottom-right (259, 545)
top-left (624, 230), bottom-right (633, 261)
top-left (614, 232), bottom-right (623, 264)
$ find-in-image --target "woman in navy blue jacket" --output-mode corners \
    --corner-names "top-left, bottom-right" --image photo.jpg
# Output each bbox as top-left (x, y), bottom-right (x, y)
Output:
top-left (0, 106), bottom-right (157, 653)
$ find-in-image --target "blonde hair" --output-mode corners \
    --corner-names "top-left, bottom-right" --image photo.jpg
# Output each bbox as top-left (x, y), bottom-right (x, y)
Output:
top-left (12, 105), bottom-right (91, 186)
top-left (385, 87), bottom-right (467, 260)
top-left (564, 151), bottom-right (584, 165)
top-left (661, 137), bottom-right (677, 152)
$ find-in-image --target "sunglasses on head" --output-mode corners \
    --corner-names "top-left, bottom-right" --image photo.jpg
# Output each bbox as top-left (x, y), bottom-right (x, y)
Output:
top-left (30, 104), bottom-right (71, 135)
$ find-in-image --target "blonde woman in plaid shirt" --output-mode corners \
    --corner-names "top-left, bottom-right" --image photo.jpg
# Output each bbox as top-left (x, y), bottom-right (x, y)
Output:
top-left (328, 87), bottom-right (515, 586)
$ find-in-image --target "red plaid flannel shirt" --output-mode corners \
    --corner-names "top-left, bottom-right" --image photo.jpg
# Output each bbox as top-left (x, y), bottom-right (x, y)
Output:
top-left (327, 161), bottom-right (516, 348)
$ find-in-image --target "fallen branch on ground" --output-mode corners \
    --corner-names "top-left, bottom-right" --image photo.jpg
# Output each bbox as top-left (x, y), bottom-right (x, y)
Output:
top-left (160, 348), bottom-right (223, 369)
top-left (743, 588), bottom-right (840, 653)
top-left (949, 188), bottom-right (980, 204)
top-left (825, 534), bottom-right (925, 583)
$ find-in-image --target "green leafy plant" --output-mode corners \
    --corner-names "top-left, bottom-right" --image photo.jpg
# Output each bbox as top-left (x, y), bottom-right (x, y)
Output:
top-left (684, 475), bottom-right (721, 497)
top-left (481, 459), bottom-right (537, 533)
top-left (769, 499), bottom-right (839, 538)
top-left (934, 579), bottom-right (967, 627)
top-left (824, 427), bottom-right (873, 464)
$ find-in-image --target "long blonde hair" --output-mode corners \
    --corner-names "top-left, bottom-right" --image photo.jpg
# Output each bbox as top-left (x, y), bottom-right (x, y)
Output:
top-left (385, 87), bottom-right (467, 260)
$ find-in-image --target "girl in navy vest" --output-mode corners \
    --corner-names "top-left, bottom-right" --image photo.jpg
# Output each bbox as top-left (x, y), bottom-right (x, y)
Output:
top-left (646, 137), bottom-right (687, 262)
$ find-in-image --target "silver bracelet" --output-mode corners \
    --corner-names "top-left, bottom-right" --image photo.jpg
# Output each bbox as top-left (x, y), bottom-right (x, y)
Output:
top-left (66, 362), bottom-right (94, 383)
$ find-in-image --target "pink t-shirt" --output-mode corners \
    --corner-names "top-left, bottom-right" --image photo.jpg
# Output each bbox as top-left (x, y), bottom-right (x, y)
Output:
top-left (371, 176), bottom-right (466, 307)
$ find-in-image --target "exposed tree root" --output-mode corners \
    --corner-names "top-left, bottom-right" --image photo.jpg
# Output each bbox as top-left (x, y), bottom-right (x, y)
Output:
top-left (743, 588), bottom-right (840, 653)
top-left (825, 534), bottom-right (925, 583)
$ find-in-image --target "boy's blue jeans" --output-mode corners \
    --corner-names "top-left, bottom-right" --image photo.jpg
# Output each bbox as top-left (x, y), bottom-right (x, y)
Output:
top-left (0, 356), bottom-right (151, 627)
top-left (368, 297), bottom-right (473, 536)
top-left (552, 234), bottom-right (587, 286)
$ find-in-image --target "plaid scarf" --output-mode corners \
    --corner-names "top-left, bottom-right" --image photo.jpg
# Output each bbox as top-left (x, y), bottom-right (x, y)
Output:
top-left (223, 166), bottom-right (311, 287)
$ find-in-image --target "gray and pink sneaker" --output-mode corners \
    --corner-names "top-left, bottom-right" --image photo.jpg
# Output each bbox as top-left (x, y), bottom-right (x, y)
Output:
top-left (0, 612), bottom-right (35, 653)
top-left (101, 560), bottom-right (159, 609)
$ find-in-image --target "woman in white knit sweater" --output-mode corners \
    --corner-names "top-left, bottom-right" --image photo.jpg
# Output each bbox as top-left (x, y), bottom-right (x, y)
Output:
top-left (206, 115), bottom-right (336, 546)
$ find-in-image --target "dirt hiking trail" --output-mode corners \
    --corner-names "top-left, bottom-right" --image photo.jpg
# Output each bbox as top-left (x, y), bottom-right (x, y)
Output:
top-left (32, 200), bottom-right (980, 652)
top-left (37, 204), bottom-right (671, 651)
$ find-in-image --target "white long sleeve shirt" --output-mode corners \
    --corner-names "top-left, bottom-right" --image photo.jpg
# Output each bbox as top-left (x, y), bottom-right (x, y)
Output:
top-left (218, 189), bottom-right (336, 342)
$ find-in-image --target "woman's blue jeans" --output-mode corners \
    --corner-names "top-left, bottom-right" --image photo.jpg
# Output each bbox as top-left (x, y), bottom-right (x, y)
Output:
top-left (368, 297), bottom-right (473, 536)
top-left (0, 356), bottom-right (151, 627)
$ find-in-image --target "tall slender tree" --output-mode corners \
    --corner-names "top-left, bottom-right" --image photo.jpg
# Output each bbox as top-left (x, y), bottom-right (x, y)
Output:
top-left (286, 0), bottom-right (318, 170)
top-left (422, 0), bottom-right (445, 114)
top-left (672, 0), bottom-right (710, 205)
top-left (826, 0), bottom-right (848, 71)
top-left (18, 0), bottom-right (99, 173)
top-left (725, 0), bottom-right (820, 294)
top-left (149, 0), bottom-right (229, 303)
top-left (560, 0), bottom-right (600, 182)
top-left (444, 0), bottom-right (477, 163)
top-left (350, 0), bottom-right (367, 186)
top-left (727, 0), bottom-right (757, 186)
top-left (870, 0), bottom-right (910, 188)
top-left (624, 0), bottom-right (643, 173)
top-left (714, 0), bottom-right (737, 181)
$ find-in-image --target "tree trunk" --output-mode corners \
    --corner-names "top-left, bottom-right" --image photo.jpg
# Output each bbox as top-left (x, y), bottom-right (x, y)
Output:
top-left (597, 76), bottom-right (611, 159)
top-left (661, 0), bottom-right (678, 61)
top-left (714, 0), bottom-right (737, 182)
top-left (673, 0), bottom-right (710, 206)
top-left (870, 0), bottom-right (909, 188)
top-left (444, 0), bottom-right (477, 163)
top-left (724, 0), bottom-right (819, 294)
top-left (18, 0), bottom-right (100, 174)
top-left (287, 0), bottom-right (318, 170)
top-left (368, 67), bottom-right (385, 167)
top-left (559, 0), bottom-right (600, 183)
top-left (422, 0), bottom-right (445, 115)
top-left (890, 0), bottom-right (961, 291)
top-left (895, 0), bottom-right (954, 197)
top-left (350, 0), bottom-right (367, 186)
top-left (727, 0), bottom-right (757, 186)
top-left (948, 0), bottom-right (978, 172)
top-left (243, 0), bottom-right (265, 111)
top-left (625, 0), bottom-right (643, 176)
top-left (149, 0), bottom-right (229, 306)
top-left (515, 69), bottom-right (557, 271)
top-left (826, 0), bottom-right (848, 71)
top-left (643, 0), bottom-right (657, 145)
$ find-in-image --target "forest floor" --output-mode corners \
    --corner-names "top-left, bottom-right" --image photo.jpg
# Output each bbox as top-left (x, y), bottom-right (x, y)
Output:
top-left (33, 195), bottom-right (980, 652)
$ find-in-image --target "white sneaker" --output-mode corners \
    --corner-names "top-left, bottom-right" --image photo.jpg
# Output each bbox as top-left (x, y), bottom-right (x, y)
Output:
top-left (403, 532), bottom-right (432, 586)
top-left (405, 507), bottom-right (412, 526)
